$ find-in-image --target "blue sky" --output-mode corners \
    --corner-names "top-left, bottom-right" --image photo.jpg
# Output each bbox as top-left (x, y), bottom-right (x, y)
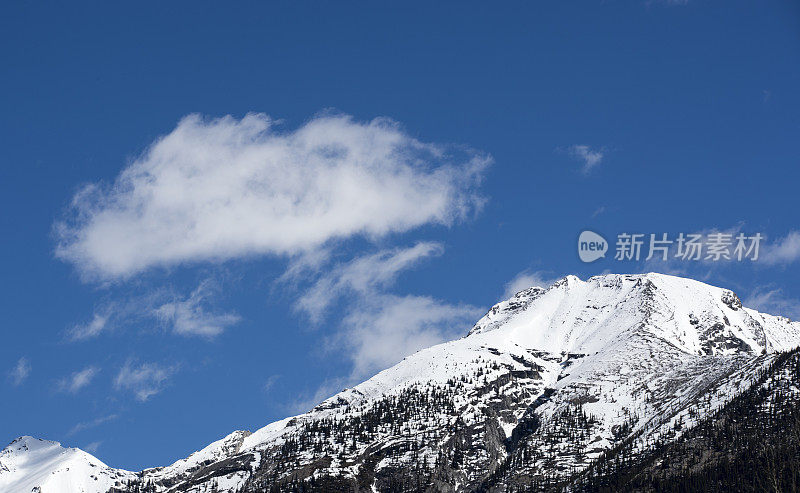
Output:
top-left (2, 0), bottom-right (799, 470)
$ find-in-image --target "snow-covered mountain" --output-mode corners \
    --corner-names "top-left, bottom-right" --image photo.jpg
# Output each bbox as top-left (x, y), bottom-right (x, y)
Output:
top-left (0, 437), bottom-right (132, 493)
top-left (3, 273), bottom-right (799, 492)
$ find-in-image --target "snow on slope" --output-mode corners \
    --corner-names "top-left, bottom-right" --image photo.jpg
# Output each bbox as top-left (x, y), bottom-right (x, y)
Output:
top-left (3, 273), bottom-right (799, 492)
top-left (0, 437), bottom-right (133, 493)
top-left (142, 429), bottom-right (253, 481)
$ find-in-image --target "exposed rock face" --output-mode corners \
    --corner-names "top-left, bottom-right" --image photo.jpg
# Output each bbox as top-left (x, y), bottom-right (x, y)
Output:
top-left (3, 273), bottom-right (800, 493)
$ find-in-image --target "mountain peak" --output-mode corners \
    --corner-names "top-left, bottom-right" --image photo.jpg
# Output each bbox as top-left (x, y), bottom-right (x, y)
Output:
top-left (2, 436), bottom-right (58, 456)
top-left (469, 272), bottom-right (799, 357)
top-left (0, 435), bottom-right (133, 493)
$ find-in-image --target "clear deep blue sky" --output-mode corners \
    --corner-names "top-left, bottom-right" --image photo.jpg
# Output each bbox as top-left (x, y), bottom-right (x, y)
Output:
top-left (2, 1), bottom-right (799, 470)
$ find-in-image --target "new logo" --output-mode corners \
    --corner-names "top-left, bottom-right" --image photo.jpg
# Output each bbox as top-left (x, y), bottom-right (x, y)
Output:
top-left (578, 230), bottom-right (608, 263)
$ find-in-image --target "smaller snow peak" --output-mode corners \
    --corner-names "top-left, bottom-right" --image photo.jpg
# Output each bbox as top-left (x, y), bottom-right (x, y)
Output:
top-left (2, 436), bottom-right (61, 455)
top-left (6, 436), bottom-right (39, 447)
top-left (3, 437), bottom-right (31, 451)
top-left (0, 435), bottom-right (123, 493)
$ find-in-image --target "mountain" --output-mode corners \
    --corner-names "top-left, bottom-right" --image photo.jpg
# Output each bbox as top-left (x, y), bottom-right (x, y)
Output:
top-left (0, 437), bottom-right (132, 493)
top-left (3, 273), bottom-right (799, 492)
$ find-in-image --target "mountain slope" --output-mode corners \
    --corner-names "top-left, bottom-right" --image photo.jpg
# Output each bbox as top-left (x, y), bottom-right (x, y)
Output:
top-left (573, 347), bottom-right (800, 492)
top-left (0, 437), bottom-right (133, 493)
top-left (3, 273), bottom-right (799, 492)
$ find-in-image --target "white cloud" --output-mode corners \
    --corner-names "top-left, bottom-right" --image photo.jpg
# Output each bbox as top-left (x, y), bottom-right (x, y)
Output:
top-left (568, 145), bottom-right (604, 173)
top-left (68, 282), bottom-right (236, 341)
top-left (761, 231), bottom-right (800, 265)
top-left (337, 294), bottom-right (481, 381)
top-left (292, 294), bottom-right (480, 413)
top-left (503, 270), bottom-right (558, 299)
top-left (114, 360), bottom-right (176, 401)
top-left (744, 288), bottom-right (800, 321)
top-left (295, 242), bottom-right (444, 322)
top-left (262, 375), bottom-right (280, 393)
top-left (58, 366), bottom-right (99, 393)
top-left (278, 248), bottom-right (333, 286)
top-left (286, 241), bottom-right (481, 402)
top-left (55, 112), bottom-right (489, 280)
top-left (83, 441), bottom-right (102, 454)
top-left (289, 243), bottom-right (480, 409)
top-left (9, 357), bottom-right (31, 386)
top-left (68, 311), bottom-right (112, 341)
top-left (67, 414), bottom-right (118, 437)
top-left (155, 279), bottom-right (240, 337)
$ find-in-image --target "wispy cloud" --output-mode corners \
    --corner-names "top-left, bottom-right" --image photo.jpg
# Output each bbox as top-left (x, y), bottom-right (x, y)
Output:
top-left (591, 206), bottom-right (607, 218)
top-left (296, 296), bottom-right (479, 412)
top-left (744, 287), bottom-right (800, 321)
top-left (8, 357), bottom-right (31, 386)
top-left (291, 292), bottom-right (481, 412)
top-left (295, 242), bottom-right (444, 323)
top-left (68, 310), bottom-right (112, 341)
top-left (66, 291), bottom-right (166, 342)
top-left (68, 279), bottom-right (238, 341)
top-left (67, 414), bottom-right (118, 437)
top-left (761, 231), bottom-right (800, 266)
top-left (155, 279), bottom-right (240, 338)
top-left (55, 112), bottom-right (490, 281)
top-left (567, 145), bottom-right (605, 174)
top-left (57, 366), bottom-right (99, 393)
top-left (114, 360), bottom-right (176, 401)
top-left (262, 375), bottom-right (280, 393)
top-left (83, 441), bottom-right (102, 454)
top-left (289, 243), bottom-right (482, 409)
top-left (335, 294), bottom-right (481, 382)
